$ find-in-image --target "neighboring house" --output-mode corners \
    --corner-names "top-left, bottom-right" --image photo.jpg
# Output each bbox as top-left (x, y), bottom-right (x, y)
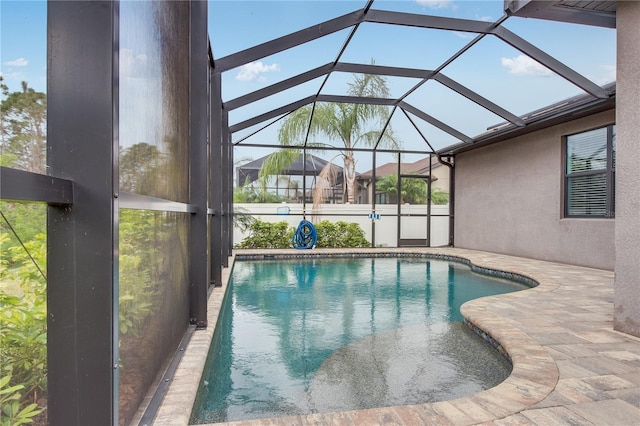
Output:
top-left (236, 153), bottom-right (345, 203)
top-left (357, 156), bottom-right (449, 204)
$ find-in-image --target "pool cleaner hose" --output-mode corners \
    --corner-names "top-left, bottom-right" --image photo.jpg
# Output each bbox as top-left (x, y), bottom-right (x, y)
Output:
top-left (292, 220), bottom-right (317, 250)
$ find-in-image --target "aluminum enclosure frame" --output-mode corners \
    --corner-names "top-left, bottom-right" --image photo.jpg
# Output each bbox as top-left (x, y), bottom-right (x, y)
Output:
top-left (0, 0), bottom-right (618, 424)
top-left (218, 3), bottom-right (613, 156)
top-left (47, 2), bottom-right (118, 423)
top-left (32, 1), bottom-right (225, 424)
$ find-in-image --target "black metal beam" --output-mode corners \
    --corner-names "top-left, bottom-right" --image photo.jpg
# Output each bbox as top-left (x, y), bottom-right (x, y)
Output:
top-left (224, 63), bottom-right (333, 111)
top-left (214, 10), bottom-right (364, 72)
top-left (334, 62), bottom-right (431, 79)
top-left (210, 70), bottom-right (223, 287)
top-left (230, 94), bottom-right (401, 134)
top-left (316, 94), bottom-right (396, 106)
top-left (222, 110), bottom-right (232, 266)
top-left (189, 0), bottom-right (209, 328)
top-left (223, 60), bottom-right (527, 135)
top-left (118, 192), bottom-right (196, 212)
top-left (433, 73), bottom-right (525, 127)
top-left (0, 167), bottom-right (73, 205)
top-left (401, 108), bottom-right (438, 153)
top-left (225, 62), bottom-right (432, 113)
top-left (491, 26), bottom-right (608, 99)
top-left (233, 142), bottom-right (433, 155)
top-left (229, 95), bottom-right (316, 133)
top-left (439, 93), bottom-right (616, 155)
top-left (47, 1), bottom-right (117, 424)
top-left (364, 9), bottom-right (495, 33)
top-left (399, 101), bottom-right (473, 143)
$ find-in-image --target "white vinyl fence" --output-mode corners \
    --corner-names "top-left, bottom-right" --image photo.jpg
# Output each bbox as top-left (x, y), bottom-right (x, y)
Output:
top-left (233, 203), bottom-right (450, 247)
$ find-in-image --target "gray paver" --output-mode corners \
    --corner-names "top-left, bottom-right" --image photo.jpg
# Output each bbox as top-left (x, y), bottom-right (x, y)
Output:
top-left (566, 399), bottom-right (640, 425)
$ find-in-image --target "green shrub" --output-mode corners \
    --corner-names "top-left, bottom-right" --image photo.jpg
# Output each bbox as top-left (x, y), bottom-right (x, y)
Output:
top-left (235, 220), bottom-right (293, 248)
top-left (0, 375), bottom-right (41, 426)
top-left (235, 219), bottom-right (369, 249)
top-left (315, 221), bottom-right (369, 248)
top-left (0, 231), bottom-right (47, 419)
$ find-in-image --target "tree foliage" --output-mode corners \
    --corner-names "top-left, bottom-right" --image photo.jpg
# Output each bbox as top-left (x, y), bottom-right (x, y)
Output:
top-left (430, 188), bottom-right (449, 205)
top-left (233, 183), bottom-right (289, 203)
top-left (0, 230), bottom-right (47, 419)
top-left (260, 65), bottom-right (400, 204)
top-left (376, 173), bottom-right (449, 205)
top-left (119, 143), bottom-right (163, 194)
top-left (0, 79), bottom-right (47, 174)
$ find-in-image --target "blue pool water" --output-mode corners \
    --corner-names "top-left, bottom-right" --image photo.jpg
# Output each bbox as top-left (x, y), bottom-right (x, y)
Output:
top-left (191, 257), bottom-right (529, 423)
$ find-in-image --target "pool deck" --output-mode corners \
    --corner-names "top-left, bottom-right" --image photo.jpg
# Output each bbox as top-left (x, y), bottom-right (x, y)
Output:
top-left (153, 248), bottom-right (640, 426)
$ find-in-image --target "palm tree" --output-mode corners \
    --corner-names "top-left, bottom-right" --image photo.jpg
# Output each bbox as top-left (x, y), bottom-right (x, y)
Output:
top-left (259, 68), bottom-right (400, 204)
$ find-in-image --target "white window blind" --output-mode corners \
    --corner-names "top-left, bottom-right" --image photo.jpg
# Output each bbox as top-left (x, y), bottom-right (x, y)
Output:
top-left (565, 125), bottom-right (615, 218)
top-left (566, 127), bottom-right (607, 173)
top-left (567, 173), bottom-right (607, 216)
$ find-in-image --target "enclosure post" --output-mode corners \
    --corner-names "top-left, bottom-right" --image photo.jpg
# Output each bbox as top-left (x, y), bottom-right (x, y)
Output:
top-left (222, 110), bottom-right (232, 266)
top-left (371, 150), bottom-right (377, 247)
top-left (210, 70), bottom-right (223, 287)
top-left (189, 0), bottom-right (209, 327)
top-left (449, 159), bottom-right (455, 246)
top-left (427, 154), bottom-right (432, 247)
top-left (47, 1), bottom-right (117, 423)
top-left (303, 147), bottom-right (307, 218)
top-left (396, 156), bottom-right (401, 247)
top-left (228, 129), bottom-right (234, 257)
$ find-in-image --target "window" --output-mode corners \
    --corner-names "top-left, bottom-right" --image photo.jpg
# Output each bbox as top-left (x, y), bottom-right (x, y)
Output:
top-left (564, 125), bottom-right (615, 217)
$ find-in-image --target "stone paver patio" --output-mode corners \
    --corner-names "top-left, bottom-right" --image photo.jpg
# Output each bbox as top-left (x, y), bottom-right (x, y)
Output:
top-left (154, 248), bottom-right (640, 425)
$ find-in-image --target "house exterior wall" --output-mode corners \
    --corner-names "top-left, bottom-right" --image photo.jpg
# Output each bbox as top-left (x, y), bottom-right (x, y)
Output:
top-left (454, 109), bottom-right (616, 270)
top-left (614, 1), bottom-right (640, 337)
top-left (431, 162), bottom-right (450, 193)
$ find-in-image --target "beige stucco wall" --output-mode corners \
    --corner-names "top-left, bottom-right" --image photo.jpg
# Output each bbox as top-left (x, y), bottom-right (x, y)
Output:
top-left (431, 162), bottom-right (450, 193)
top-left (454, 110), bottom-right (616, 270)
top-left (614, 1), bottom-right (640, 337)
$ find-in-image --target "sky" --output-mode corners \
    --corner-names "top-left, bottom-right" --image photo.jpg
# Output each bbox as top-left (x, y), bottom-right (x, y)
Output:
top-left (1, 0), bottom-right (617, 172)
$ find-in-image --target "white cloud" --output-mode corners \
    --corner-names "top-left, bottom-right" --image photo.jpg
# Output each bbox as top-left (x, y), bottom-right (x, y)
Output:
top-left (416, 0), bottom-right (456, 10)
top-left (0, 71), bottom-right (25, 81)
top-left (120, 48), bottom-right (150, 79)
top-left (453, 31), bottom-right (473, 39)
top-left (591, 64), bottom-right (616, 84)
top-left (501, 55), bottom-right (552, 76)
top-left (236, 61), bottom-right (280, 82)
top-left (5, 57), bottom-right (28, 67)
top-left (477, 15), bottom-right (493, 22)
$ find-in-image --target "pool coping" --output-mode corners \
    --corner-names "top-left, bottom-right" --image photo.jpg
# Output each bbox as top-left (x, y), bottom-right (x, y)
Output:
top-left (153, 248), bottom-right (640, 425)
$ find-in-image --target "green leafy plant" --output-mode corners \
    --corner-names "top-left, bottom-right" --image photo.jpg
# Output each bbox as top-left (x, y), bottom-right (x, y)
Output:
top-left (430, 188), bottom-right (449, 205)
top-left (235, 219), bottom-right (369, 249)
top-left (235, 220), bottom-right (293, 249)
top-left (314, 221), bottom-right (369, 248)
top-left (0, 375), bottom-right (41, 426)
top-left (233, 183), bottom-right (288, 203)
top-left (118, 210), bottom-right (160, 337)
top-left (0, 227), bottom-right (47, 422)
top-left (376, 174), bottom-right (449, 205)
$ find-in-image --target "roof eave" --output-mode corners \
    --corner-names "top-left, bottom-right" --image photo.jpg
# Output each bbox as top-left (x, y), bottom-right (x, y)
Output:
top-left (439, 90), bottom-right (616, 156)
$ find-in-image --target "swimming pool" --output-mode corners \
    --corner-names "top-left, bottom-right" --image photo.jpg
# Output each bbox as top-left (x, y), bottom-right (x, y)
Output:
top-left (191, 256), bottom-right (531, 424)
